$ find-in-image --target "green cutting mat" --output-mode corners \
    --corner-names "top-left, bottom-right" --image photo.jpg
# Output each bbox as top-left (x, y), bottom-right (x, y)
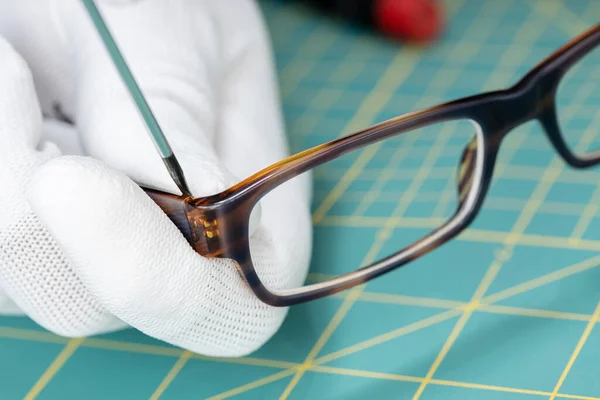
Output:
top-left (3, 0), bottom-right (600, 399)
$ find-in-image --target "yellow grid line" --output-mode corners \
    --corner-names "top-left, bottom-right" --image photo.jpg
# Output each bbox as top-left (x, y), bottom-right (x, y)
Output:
top-left (267, 5), bottom-right (309, 49)
top-left (308, 259), bottom-right (600, 398)
top-left (462, 229), bottom-right (600, 252)
top-left (2, 246), bottom-right (598, 400)
top-left (482, 255), bottom-right (600, 305)
top-left (477, 304), bottom-right (591, 322)
top-left (322, 191), bottom-right (597, 218)
top-left (150, 350), bottom-right (192, 400)
top-left (319, 189), bottom-right (600, 220)
top-left (0, 327), bottom-right (299, 369)
top-left (2, 324), bottom-right (598, 400)
top-left (311, 253), bottom-right (600, 365)
top-left (310, 42), bottom-right (424, 224)
top-left (280, 287), bottom-right (361, 398)
top-left (315, 308), bottom-right (463, 366)
top-left (4, 260), bottom-right (599, 355)
top-left (356, 291), bottom-right (465, 309)
top-left (300, 73), bottom-right (592, 98)
top-left (321, 192), bottom-right (596, 219)
top-left (431, 166), bottom-right (456, 218)
top-left (350, 39), bottom-right (482, 219)
top-left (309, 365), bottom-right (600, 400)
top-left (278, 22), bottom-right (346, 141)
top-left (206, 255), bottom-right (600, 400)
top-left (410, 271), bottom-right (504, 398)
top-left (291, 29), bottom-right (379, 140)
top-left (532, 0), bottom-right (589, 37)
top-left (24, 338), bottom-right (85, 400)
top-left (315, 162), bottom-right (600, 187)
top-left (206, 368), bottom-right (298, 400)
top-left (569, 111), bottom-right (600, 241)
top-left (350, 134), bottom-right (421, 217)
top-left (549, 301), bottom-right (600, 400)
top-left (306, 0), bottom-right (465, 224)
top-left (342, 251), bottom-right (600, 322)
top-left (0, 327), bottom-right (67, 344)
top-left (570, 183), bottom-right (600, 242)
top-left (279, 23), bottom-right (341, 101)
top-left (291, 53), bottom-right (371, 141)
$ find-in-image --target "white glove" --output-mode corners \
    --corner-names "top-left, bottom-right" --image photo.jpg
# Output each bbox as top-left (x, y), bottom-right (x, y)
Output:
top-left (0, 0), bottom-right (312, 357)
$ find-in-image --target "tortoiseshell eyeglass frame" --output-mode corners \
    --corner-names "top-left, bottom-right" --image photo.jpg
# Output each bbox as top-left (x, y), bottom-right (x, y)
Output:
top-left (145, 23), bottom-right (600, 307)
top-left (86, 1), bottom-right (600, 308)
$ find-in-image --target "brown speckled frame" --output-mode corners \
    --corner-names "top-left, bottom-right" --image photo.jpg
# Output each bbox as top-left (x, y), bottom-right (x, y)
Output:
top-left (141, 24), bottom-right (600, 307)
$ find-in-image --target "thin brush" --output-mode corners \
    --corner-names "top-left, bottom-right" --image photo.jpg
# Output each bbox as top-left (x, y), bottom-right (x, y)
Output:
top-left (81, 0), bottom-right (192, 198)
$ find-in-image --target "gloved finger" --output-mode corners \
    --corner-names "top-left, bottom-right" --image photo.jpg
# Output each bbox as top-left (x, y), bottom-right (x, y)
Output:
top-left (53, 0), bottom-right (235, 197)
top-left (0, 118), bottom-right (79, 317)
top-left (0, 37), bottom-right (124, 335)
top-left (27, 0), bottom-right (313, 355)
top-left (28, 156), bottom-right (289, 356)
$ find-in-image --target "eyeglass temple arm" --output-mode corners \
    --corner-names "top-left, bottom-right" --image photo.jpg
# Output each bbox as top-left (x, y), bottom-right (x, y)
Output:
top-left (80, 0), bottom-right (192, 198)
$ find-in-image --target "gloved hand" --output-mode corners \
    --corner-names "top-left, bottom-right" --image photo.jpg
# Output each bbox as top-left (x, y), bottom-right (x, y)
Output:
top-left (0, 0), bottom-right (312, 357)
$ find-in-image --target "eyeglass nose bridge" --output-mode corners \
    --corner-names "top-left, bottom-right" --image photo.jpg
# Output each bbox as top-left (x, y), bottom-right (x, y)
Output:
top-left (490, 69), bottom-right (600, 171)
top-left (470, 77), bottom-right (558, 155)
top-left (493, 84), bottom-right (545, 133)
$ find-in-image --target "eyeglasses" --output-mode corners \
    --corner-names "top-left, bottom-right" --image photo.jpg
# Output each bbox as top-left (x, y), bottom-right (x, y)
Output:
top-left (83, 0), bottom-right (600, 308)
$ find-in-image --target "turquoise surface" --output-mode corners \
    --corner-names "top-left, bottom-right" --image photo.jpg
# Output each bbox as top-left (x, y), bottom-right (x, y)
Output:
top-left (2, 0), bottom-right (600, 399)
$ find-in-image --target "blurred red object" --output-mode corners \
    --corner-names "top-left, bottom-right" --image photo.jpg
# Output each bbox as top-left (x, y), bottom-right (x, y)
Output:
top-left (374, 0), bottom-right (443, 42)
top-left (301, 0), bottom-right (444, 43)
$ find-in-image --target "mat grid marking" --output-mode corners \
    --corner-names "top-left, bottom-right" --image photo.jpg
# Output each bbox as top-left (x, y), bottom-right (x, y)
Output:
top-left (550, 302), bottom-right (600, 400)
top-left (204, 253), bottom-right (600, 400)
top-left (309, 45), bottom-right (425, 224)
top-left (567, 115), bottom-right (600, 241)
top-left (23, 338), bottom-right (85, 400)
top-left (3, 0), bottom-right (600, 399)
top-left (1, 255), bottom-right (598, 398)
top-left (571, 181), bottom-right (600, 241)
top-left (150, 351), bottom-right (193, 400)
top-left (1, 246), bottom-right (598, 399)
